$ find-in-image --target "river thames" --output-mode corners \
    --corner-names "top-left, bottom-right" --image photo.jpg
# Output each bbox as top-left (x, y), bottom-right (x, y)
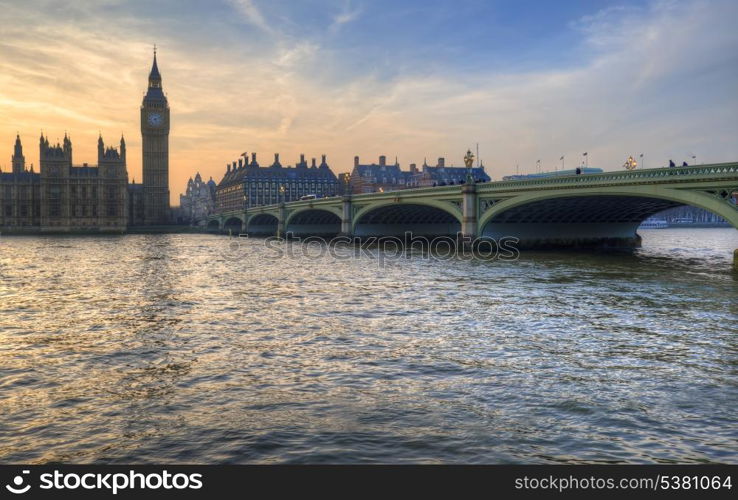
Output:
top-left (1, 228), bottom-right (736, 464)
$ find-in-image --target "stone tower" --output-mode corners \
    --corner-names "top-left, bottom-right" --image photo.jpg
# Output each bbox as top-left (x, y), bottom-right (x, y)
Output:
top-left (141, 48), bottom-right (170, 225)
top-left (12, 133), bottom-right (25, 174)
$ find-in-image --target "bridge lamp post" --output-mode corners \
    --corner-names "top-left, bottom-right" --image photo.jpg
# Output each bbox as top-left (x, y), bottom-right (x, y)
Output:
top-left (692, 155), bottom-right (697, 165)
top-left (279, 184), bottom-right (285, 204)
top-left (464, 149), bottom-right (475, 183)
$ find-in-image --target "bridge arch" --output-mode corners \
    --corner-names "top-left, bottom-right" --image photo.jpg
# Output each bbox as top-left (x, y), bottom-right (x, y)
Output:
top-left (247, 213), bottom-right (280, 235)
top-left (478, 186), bottom-right (738, 247)
top-left (352, 200), bottom-right (463, 237)
top-left (285, 208), bottom-right (342, 236)
top-left (206, 219), bottom-right (221, 232)
top-left (223, 216), bottom-right (244, 233)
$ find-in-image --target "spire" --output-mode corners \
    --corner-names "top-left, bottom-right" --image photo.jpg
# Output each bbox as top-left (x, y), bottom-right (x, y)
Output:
top-left (62, 132), bottom-right (72, 164)
top-left (12, 133), bottom-right (24, 174)
top-left (143, 46), bottom-right (167, 105)
top-left (149, 45), bottom-right (162, 88)
top-left (120, 134), bottom-right (126, 161)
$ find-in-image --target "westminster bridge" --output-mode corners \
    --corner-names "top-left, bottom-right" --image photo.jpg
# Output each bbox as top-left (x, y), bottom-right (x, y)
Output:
top-left (208, 162), bottom-right (738, 265)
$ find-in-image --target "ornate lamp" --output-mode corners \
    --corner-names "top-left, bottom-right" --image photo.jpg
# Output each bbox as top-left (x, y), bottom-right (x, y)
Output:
top-left (464, 149), bottom-right (475, 183)
top-left (624, 156), bottom-right (637, 170)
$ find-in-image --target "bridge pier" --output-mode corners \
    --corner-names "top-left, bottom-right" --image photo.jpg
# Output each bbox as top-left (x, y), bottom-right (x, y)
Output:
top-left (277, 203), bottom-right (286, 238)
top-left (461, 182), bottom-right (478, 240)
top-left (341, 195), bottom-right (352, 236)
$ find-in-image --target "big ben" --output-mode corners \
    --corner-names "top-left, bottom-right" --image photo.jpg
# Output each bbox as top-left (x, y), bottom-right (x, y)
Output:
top-left (141, 48), bottom-right (170, 225)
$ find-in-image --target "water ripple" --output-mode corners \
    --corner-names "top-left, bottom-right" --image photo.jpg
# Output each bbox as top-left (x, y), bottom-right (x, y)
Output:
top-left (0, 229), bottom-right (736, 463)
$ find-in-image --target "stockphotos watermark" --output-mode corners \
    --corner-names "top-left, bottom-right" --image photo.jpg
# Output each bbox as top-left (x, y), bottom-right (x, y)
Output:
top-left (3, 469), bottom-right (203, 495)
top-left (222, 231), bottom-right (520, 267)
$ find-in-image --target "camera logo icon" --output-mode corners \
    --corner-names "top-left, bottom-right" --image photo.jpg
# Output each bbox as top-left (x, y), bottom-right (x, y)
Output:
top-left (6, 470), bottom-right (31, 494)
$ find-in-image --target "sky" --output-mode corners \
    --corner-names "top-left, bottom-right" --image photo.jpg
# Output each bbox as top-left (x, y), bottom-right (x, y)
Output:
top-left (0, 0), bottom-right (736, 204)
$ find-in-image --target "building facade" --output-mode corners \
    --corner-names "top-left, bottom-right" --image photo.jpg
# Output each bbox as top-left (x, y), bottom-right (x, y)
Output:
top-left (0, 135), bottom-right (40, 229)
top-left (348, 155), bottom-right (491, 193)
top-left (349, 155), bottom-right (420, 193)
top-left (0, 134), bottom-right (128, 232)
top-left (179, 172), bottom-right (216, 225)
top-left (416, 157), bottom-right (491, 187)
top-left (1, 50), bottom-right (171, 232)
top-left (215, 153), bottom-right (338, 212)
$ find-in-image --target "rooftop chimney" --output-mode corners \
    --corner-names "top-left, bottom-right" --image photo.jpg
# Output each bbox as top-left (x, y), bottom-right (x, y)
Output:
top-left (379, 155), bottom-right (386, 166)
top-left (354, 156), bottom-right (359, 167)
top-left (437, 157), bottom-right (445, 167)
top-left (227, 163), bottom-right (231, 173)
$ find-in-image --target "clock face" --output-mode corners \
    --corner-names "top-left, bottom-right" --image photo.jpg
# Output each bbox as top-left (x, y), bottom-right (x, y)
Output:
top-left (147, 112), bottom-right (162, 127)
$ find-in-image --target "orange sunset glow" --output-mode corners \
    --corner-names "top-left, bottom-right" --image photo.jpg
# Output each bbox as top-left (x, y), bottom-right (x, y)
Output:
top-left (1, 0), bottom-right (736, 204)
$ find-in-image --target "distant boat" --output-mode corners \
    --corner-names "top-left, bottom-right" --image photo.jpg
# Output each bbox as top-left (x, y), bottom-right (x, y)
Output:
top-left (639, 217), bottom-right (669, 229)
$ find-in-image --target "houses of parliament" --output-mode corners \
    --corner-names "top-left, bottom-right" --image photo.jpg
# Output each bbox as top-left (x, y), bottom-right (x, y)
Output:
top-left (0, 51), bottom-right (170, 232)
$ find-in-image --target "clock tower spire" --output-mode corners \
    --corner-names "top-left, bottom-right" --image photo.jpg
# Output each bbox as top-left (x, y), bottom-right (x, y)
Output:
top-left (141, 46), bottom-right (170, 225)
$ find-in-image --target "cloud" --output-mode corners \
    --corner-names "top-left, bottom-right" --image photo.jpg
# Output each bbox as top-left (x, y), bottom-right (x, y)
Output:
top-left (0, 0), bottom-right (735, 201)
top-left (331, 1), bottom-right (362, 31)
top-left (329, 0), bottom-right (738, 170)
top-left (275, 42), bottom-right (319, 69)
top-left (227, 0), bottom-right (274, 34)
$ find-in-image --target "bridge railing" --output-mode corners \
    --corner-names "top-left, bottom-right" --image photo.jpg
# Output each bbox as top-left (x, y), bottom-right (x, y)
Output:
top-left (483, 163), bottom-right (738, 190)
